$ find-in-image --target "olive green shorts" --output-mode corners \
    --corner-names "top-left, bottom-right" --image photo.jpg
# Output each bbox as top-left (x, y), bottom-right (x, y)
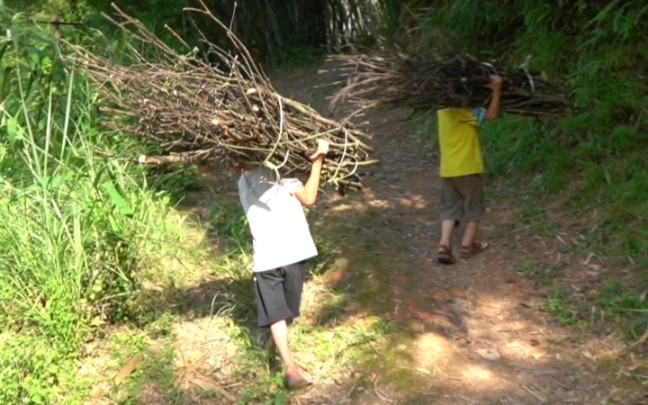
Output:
top-left (439, 174), bottom-right (484, 222)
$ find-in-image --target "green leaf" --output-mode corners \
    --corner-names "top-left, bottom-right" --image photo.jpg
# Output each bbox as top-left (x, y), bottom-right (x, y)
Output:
top-left (6, 115), bottom-right (23, 142)
top-left (41, 56), bottom-right (52, 75)
top-left (101, 181), bottom-right (133, 216)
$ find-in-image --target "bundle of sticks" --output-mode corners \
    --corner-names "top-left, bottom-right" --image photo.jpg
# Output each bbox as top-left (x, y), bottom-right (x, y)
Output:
top-left (329, 52), bottom-right (575, 117)
top-left (65, 2), bottom-right (376, 192)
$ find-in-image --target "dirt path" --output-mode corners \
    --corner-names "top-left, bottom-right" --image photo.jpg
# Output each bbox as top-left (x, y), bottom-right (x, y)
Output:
top-left (267, 61), bottom-right (647, 404)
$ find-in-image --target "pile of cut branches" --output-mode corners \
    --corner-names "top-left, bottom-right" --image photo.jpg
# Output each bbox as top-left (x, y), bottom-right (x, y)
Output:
top-left (329, 52), bottom-right (575, 117)
top-left (66, 2), bottom-right (376, 191)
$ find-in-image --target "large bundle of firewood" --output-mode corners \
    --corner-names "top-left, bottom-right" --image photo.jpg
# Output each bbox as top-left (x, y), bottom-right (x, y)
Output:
top-left (66, 2), bottom-right (376, 192)
top-left (329, 52), bottom-right (575, 117)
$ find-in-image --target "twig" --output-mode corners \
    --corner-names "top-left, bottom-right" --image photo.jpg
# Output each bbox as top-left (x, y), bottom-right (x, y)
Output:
top-left (63, 5), bottom-right (378, 192)
top-left (113, 353), bottom-right (143, 386)
top-left (624, 328), bottom-right (648, 354)
top-left (521, 385), bottom-right (548, 403)
top-left (329, 52), bottom-right (575, 117)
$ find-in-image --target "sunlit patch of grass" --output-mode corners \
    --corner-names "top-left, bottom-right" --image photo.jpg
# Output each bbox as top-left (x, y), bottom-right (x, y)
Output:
top-left (311, 289), bottom-right (350, 325)
top-left (81, 315), bottom-right (266, 404)
top-left (101, 330), bottom-right (185, 405)
top-left (291, 315), bottom-right (392, 382)
top-left (138, 210), bottom-right (214, 287)
top-left (85, 306), bottom-right (392, 404)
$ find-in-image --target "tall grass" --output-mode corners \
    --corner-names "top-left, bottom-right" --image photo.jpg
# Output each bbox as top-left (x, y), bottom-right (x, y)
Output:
top-left (0, 10), bottom-right (191, 403)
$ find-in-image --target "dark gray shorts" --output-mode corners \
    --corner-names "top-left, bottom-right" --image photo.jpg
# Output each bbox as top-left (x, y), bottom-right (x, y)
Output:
top-left (439, 174), bottom-right (484, 222)
top-left (253, 262), bottom-right (306, 327)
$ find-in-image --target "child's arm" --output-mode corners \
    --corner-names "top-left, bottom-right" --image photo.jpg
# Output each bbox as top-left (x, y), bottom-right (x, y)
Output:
top-left (294, 140), bottom-right (329, 206)
top-left (484, 75), bottom-right (503, 121)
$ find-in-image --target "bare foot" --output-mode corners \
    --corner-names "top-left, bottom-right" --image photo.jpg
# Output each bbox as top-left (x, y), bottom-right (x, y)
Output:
top-left (285, 363), bottom-right (312, 390)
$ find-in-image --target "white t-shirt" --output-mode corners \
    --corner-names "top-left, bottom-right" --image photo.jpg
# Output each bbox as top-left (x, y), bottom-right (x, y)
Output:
top-left (238, 167), bottom-right (318, 272)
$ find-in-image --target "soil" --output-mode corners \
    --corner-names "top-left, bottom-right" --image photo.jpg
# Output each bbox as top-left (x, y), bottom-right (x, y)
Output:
top-left (154, 60), bottom-right (647, 405)
top-left (262, 60), bottom-right (647, 404)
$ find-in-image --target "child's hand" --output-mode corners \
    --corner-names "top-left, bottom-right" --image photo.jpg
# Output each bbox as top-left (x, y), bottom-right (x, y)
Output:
top-left (309, 139), bottom-right (329, 160)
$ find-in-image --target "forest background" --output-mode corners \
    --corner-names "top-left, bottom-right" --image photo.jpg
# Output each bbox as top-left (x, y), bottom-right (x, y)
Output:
top-left (0, 0), bottom-right (646, 403)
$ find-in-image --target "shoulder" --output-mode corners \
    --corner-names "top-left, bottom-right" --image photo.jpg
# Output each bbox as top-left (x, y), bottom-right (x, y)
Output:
top-left (471, 108), bottom-right (487, 126)
top-left (280, 178), bottom-right (304, 194)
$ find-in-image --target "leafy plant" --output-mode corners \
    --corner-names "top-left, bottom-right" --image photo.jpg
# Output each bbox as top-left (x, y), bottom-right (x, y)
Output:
top-left (544, 287), bottom-right (576, 325)
top-left (598, 279), bottom-right (648, 334)
top-left (0, 8), bottom-right (203, 403)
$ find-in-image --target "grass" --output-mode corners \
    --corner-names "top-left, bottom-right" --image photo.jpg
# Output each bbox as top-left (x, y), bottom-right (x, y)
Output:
top-left (2, 1), bottom-right (647, 402)
top-left (71, 173), bottom-right (435, 404)
top-left (498, 176), bottom-right (648, 336)
top-left (515, 260), bottom-right (563, 281)
top-left (543, 286), bottom-right (577, 326)
top-left (0, 11), bottom-right (230, 403)
top-left (78, 14), bottom-right (648, 405)
top-left (480, 101), bottom-right (647, 339)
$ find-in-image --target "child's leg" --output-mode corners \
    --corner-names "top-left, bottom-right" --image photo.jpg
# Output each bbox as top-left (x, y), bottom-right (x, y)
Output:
top-left (255, 265), bottom-right (310, 388)
top-left (460, 174), bottom-right (484, 246)
top-left (439, 219), bottom-right (457, 249)
top-left (459, 175), bottom-right (489, 257)
top-left (270, 319), bottom-right (292, 367)
top-left (279, 262), bottom-right (310, 388)
top-left (270, 320), bottom-right (310, 388)
top-left (438, 178), bottom-right (462, 264)
top-left (461, 221), bottom-right (479, 247)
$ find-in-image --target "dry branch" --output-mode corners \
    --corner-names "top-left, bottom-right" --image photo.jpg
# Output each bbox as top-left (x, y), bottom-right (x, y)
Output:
top-left (330, 52), bottom-right (576, 117)
top-left (65, 2), bottom-right (376, 192)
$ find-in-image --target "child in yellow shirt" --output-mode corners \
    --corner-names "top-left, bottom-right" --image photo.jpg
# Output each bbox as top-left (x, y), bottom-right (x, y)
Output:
top-left (437, 75), bottom-right (502, 264)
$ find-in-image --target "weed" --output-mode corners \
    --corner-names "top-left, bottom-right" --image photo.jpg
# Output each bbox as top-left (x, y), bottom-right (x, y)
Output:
top-left (315, 289), bottom-right (349, 325)
top-left (149, 164), bottom-right (203, 202)
top-left (598, 279), bottom-right (648, 335)
top-left (0, 11), bottom-right (210, 402)
top-left (543, 286), bottom-right (576, 325)
top-left (240, 371), bottom-right (290, 404)
top-left (106, 331), bottom-right (185, 404)
top-left (146, 312), bottom-right (174, 338)
top-left (515, 260), bottom-right (562, 281)
top-left (208, 201), bottom-right (251, 250)
top-left (0, 331), bottom-right (88, 404)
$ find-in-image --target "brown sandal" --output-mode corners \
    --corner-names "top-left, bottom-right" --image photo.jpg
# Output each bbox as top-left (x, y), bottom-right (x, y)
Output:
top-left (437, 244), bottom-right (456, 265)
top-left (460, 240), bottom-right (489, 259)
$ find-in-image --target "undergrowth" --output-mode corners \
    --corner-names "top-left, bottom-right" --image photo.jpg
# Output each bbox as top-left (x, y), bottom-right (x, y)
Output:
top-left (0, 8), bottom-right (209, 403)
top-left (2, 1), bottom-right (647, 402)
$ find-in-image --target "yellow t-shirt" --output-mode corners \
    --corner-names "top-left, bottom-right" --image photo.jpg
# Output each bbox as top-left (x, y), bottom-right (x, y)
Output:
top-left (437, 107), bottom-right (485, 178)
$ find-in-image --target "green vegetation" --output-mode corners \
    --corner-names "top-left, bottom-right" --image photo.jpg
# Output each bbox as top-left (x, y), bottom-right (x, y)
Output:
top-left (0, 8), bottom-right (204, 404)
top-left (0, 8), bottom-right (395, 400)
top-left (412, 0), bottom-right (647, 336)
top-left (1, 0), bottom-right (647, 403)
top-left (4, 0), bottom-right (397, 68)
